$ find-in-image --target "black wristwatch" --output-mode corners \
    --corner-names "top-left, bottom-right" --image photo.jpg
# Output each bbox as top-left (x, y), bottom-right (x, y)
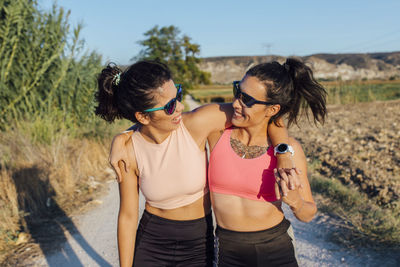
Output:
top-left (274, 143), bottom-right (294, 156)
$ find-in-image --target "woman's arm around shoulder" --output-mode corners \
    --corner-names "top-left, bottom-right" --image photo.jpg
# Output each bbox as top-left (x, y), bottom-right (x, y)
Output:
top-left (117, 137), bottom-right (140, 267)
top-left (109, 125), bottom-right (139, 182)
top-left (182, 103), bottom-right (233, 142)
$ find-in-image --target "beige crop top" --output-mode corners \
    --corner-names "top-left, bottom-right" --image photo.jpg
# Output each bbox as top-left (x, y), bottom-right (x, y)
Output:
top-left (131, 121), bottom-right (208, 209)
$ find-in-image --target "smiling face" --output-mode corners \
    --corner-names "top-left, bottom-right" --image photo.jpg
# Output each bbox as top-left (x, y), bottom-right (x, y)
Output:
top-left (145, 79), bottom-right (184, 132)
top-left (232, 75), bottom-right (278, 128)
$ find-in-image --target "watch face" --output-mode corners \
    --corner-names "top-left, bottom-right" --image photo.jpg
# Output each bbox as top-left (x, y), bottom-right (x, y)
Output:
top-left (277, 144), bottom-right (288, 152)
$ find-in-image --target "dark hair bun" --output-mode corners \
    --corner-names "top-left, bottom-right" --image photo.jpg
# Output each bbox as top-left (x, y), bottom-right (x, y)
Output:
top-left (95, 63), bottom-right (122, 122)
top-left (95, 60), bottom-right (172, 123)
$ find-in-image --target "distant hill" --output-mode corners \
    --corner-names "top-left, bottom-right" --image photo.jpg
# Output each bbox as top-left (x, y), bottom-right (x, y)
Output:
top-left (199, 52), bottom-right (400, 84)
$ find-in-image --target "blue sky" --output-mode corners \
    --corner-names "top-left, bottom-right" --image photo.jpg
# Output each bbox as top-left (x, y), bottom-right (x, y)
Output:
top-left (41, 0), bottom-right (400, 65)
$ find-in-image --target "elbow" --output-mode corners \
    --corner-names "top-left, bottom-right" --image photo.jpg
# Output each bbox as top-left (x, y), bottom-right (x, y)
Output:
top-left (298, 203), bottom-right (317, 223)
top-left (118, 209), bottom-right (138, 224)
top-left (301, 215), bottom-right (315, 223)
top-left (118, 213), bottom-right (138, 235)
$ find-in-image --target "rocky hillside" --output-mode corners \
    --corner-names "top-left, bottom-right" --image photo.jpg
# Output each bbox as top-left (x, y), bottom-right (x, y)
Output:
top-left (199, 52), bottom-right (400, 83)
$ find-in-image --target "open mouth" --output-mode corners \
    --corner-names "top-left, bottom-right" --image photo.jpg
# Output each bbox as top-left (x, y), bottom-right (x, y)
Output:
top-left (233, 110), bottom-right (244, 119)
top-left (172, 114), bottom-right (182, 123)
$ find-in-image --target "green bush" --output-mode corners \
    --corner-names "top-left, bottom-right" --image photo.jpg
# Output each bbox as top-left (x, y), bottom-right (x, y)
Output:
top-left (0, 0), bottom-right (103, 142)
top-left (325, 82), bottom-right (400, 104)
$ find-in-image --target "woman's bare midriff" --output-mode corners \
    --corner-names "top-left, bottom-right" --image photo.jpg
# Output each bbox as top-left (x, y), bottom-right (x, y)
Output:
top-left (145, 192), bottom-right (211, 221)
top-left (211, 192), bottom-right (284, 231)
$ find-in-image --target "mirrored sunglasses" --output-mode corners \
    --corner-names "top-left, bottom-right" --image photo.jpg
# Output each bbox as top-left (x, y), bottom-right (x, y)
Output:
top-left (144, 84), bottom-right (183, 115)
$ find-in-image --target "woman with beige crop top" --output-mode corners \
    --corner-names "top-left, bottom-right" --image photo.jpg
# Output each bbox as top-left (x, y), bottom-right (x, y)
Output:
top-left (95, 60), bottom-right (292, 267)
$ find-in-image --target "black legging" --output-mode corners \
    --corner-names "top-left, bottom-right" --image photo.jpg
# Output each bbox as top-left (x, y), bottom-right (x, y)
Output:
top-left (215, 218), bottom-right (298, 267)
top-left (133, 210), bottom-right (214, 267)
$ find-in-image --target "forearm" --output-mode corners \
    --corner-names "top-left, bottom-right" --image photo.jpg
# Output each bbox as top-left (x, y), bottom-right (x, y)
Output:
top-left (203, 102), bottom-right (233, 130)
top-left (290, 198), bottom-right (317, 222)
top-left (183, 103), bottom-right (233, 142)
top-left (118, 213), bottom-right (138, 267)
top-left (219, 103), bottom-right (234, 129)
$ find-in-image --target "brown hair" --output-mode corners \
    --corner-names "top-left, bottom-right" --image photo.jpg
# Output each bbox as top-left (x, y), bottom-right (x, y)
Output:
top-left (246, 57), bottom-right (327, 126)
top-left (95, 60), bottom-right (172, 123)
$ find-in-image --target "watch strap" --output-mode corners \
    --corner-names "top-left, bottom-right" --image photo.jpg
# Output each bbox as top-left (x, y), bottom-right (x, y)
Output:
top-left (274, 143), bottom-right (294, 156)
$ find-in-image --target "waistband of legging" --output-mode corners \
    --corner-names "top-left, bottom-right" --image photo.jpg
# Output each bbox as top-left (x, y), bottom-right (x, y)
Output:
top-left (216, 217), bottom-right (291, 243)
top-left (142, 209), bottom-right (213, 225)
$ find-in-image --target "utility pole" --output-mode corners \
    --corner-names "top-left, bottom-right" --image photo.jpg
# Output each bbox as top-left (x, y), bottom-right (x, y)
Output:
top-left (263, 43), bottom-right (273, 55)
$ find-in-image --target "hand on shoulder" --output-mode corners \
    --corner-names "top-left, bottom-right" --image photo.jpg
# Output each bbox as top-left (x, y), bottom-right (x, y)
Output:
top-left (109, 129), bottom-right (135, 182)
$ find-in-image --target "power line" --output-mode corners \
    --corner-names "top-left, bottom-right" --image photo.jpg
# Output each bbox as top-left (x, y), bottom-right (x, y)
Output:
top-left (340, 29), bottom-right (400, 52)
top-left (360, 36), bottom-right (400, 51)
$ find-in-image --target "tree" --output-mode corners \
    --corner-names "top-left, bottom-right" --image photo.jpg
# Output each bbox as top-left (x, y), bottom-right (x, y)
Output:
top-left (135, 25), bottom-right (210, 89)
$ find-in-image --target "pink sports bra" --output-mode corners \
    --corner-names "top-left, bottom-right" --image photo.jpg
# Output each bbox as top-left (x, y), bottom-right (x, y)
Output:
top-left (208, 128), bottom-right (277, 202)
top-left (131, 121), bottom-right (208, 209)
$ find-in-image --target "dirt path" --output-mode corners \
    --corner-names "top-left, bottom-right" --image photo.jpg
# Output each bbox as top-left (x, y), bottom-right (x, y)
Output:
top-left (29, 96), bottom-right (397, 266)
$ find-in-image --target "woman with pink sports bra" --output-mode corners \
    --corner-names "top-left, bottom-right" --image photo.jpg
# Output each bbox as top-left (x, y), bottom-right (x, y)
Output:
top-left (207, 58), bottom-right (326, 267)
top-left (95, 60), bottom-right (292, 267)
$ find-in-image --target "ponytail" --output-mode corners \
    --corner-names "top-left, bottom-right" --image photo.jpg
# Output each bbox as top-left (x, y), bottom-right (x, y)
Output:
top-left (95, 60), bottom-right (172, 124)
top-left (246, 57), bottom-right (327, 127)
top-left (95, 63), bottom-right (123, 123)
top-left (284, 58), bottom-right (327, 126)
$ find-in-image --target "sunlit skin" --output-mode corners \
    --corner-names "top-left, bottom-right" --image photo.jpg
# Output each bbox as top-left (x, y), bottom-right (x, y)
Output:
top-left (113, 78), bottom-right (293, 267)
top-left (135, 80), bottom-right (185, 144)
top-left (207, 75), bottom-right (317, 231)
top-left (132, 80), bottom-right (211, 220)
top-left (117, 79), bottom-right (229, 267)
top-left (231, 76), bottom-right (274, 128)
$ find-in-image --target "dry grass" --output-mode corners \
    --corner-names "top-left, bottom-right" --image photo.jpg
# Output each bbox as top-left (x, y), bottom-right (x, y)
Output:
top-left (0, 127), bottom-right (115, 260)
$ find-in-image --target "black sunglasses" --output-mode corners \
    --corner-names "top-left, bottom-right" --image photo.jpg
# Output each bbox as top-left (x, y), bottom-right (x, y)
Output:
top-left (144, 84), bottom-right (183, 115)
top-left (233, 81), bottom-right (274, 107)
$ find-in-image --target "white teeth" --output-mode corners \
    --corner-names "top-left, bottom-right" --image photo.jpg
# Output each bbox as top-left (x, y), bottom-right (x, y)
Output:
top-left (173, 115), bottom-right (181, 122)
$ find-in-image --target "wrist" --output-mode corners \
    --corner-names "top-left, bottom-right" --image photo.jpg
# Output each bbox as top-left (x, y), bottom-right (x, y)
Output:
top-left (274, 143), bottom-right (294, 156)
top-left (276, 153), bottom-right (293, 158)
